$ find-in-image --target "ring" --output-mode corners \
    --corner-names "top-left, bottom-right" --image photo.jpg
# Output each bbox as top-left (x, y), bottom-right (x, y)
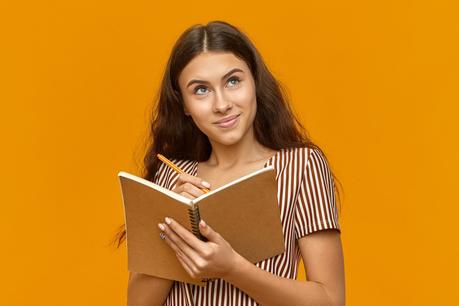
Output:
top-left (160, 232), bottom-right (166, 240)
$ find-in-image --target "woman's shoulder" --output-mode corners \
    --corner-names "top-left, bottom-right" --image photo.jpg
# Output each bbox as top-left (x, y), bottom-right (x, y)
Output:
top-left (275, 146), bottom-right (313, 163)
top-left (274, 146), bottom-right (330, 176)
top-left (278, 145), bottom-right (326, 160)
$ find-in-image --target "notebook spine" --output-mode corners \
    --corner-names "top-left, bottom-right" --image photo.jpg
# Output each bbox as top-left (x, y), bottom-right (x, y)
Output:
top-left (188, 205), bottom-right (207, 241)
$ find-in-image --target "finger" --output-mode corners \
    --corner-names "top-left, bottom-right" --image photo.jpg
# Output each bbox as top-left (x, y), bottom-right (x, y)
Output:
top-left (161, 224), bottom-right (191, 256)
top-left (199, 219), bottom-right (221, 243)
top-left (163, 231), bottom-right (199, 278)
top-left (175, 251), bottom-right (197, 278)
top-left (173, 182), bottom-right (207, 198)
top-left (182, 182), bottom-right (207, 198)
top-left (179, 191), bottom-right (195, 200)
top-left (176, 173), bottom-right (211, 190)
top-left (164, 217), bottom-right (208, 255)
top-left (161, 221), bottom-right (204, 261)
top-left (173, 185), bottom-right (204, 199)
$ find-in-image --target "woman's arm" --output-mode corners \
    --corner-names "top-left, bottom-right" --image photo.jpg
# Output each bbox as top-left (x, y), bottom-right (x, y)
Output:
top-left (224, 229), bottom-right (345, 306)
top-left (159, 218), bottom-right (345, 306)
top-left (127, 272), bottom-right (173, 306)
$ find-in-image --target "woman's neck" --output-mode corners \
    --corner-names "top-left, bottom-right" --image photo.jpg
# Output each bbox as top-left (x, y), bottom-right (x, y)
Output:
top-left (206, 134), bottom-right (275, 170)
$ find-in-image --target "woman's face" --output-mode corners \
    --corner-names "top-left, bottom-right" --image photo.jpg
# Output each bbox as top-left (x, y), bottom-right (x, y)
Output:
top-left (178, 51), bottom-right (257, 146)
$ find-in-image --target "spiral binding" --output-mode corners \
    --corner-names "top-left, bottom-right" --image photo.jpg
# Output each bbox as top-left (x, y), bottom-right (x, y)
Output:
top-left (188, 205), bottom-right (207, 241)
top-left (188, 205), bottom-right (215, 284)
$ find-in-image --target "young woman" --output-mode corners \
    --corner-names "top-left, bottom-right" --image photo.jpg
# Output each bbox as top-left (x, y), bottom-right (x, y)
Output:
top-left (114, 20), bottom-right (345, 306)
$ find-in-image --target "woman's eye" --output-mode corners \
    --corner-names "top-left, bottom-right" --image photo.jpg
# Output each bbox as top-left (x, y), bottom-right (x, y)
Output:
top-left (194, 86), bottom-right (208, 95)
top-left (227, 77), bottom-right (240, 87)
top-left (193, 77), bottom-right (240, 95)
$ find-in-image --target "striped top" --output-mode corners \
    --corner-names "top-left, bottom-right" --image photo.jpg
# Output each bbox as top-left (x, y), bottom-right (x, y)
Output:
top-left (153, 146), bottom-right (341, 306)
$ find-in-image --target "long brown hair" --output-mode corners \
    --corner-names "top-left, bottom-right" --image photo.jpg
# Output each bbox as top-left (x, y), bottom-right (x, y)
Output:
top-left (110, 20), bottom-right (343, 249)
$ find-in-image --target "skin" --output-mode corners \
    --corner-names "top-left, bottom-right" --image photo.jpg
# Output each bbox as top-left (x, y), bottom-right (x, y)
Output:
top-left (128, 51), bottom-right (345, 306)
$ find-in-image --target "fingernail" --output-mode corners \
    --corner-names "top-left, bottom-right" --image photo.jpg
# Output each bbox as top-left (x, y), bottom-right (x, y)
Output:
top-left (158, 223), bottom-right (165, 231)
top-left (165, 217), bottom-right (171, 225)
top-left (202, 181), bottom-right (211, 188)
top-left (200, 219), bottom-right (206, 227)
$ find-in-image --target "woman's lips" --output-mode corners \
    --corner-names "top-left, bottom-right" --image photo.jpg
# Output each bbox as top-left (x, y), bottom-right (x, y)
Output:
top-left (214, 114), bottom-right (240, 128)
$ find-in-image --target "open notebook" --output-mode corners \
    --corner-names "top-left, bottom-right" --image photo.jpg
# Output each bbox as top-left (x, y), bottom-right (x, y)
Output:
top-left (118, 166), bottom-right (285, 285)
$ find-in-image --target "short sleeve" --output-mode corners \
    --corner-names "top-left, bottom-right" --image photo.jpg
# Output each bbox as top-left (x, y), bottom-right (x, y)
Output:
top-left (152, 158), bottom-right (187, 190)
top-left (294, 148), bottom-right (341, 238)
top-left (152, 160), bottom-right (172, 188)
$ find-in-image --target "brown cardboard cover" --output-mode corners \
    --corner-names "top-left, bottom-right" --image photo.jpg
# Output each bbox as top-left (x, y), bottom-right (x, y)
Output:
top-left (118, 168), bottom-right (285, 286)
top-left (198, 170), bottom-right (285, 264)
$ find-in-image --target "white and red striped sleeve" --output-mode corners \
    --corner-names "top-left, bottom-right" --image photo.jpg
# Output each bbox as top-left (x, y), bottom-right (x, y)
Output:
top-left (294, 147), bottom-right (341, 238)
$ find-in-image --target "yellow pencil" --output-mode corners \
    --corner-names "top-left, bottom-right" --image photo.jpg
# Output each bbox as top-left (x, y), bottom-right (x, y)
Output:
top-left (157, 153), bottom-right (210, 193)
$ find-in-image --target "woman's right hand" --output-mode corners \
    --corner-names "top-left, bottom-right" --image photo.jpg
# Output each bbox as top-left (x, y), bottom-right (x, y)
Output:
top-left (171, 173), bottom-right (211, 199)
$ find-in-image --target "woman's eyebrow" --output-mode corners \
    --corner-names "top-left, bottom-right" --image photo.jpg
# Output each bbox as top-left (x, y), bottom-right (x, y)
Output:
top-left (186, 68), bottom-right (244, 88)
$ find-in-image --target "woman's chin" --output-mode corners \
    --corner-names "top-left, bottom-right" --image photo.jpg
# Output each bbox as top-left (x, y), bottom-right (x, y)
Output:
top-left (209, 133), bottom-right (243, 146)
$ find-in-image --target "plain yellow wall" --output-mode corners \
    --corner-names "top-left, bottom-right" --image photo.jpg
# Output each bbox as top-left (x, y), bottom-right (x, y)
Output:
top-left (1, 0), bottom-right (458, 305)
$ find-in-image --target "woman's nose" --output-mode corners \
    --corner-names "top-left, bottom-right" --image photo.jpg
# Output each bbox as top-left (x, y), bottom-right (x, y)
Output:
top-left (213, 91), bottom-right (233, 113)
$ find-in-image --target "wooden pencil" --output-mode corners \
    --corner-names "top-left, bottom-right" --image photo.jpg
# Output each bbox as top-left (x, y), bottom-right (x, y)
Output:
top-left (157, 153), bottom-right (210, 193)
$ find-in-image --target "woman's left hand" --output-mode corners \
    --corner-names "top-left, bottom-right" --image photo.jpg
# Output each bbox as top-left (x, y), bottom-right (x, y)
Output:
top-left (158, 217), bottom-right (238, 280)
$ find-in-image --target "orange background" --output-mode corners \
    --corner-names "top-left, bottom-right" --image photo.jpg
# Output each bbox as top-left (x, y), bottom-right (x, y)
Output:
top-left (1, 1), bottom-right (458, 305)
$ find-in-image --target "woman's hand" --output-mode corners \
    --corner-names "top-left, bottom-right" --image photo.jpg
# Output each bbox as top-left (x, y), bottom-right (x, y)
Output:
top-left (158, 217), bottom-right (239, 280)
top-left (163, 172), bottom-right (238, 279)
top-left (171, 172), bottom-right (211, 199)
